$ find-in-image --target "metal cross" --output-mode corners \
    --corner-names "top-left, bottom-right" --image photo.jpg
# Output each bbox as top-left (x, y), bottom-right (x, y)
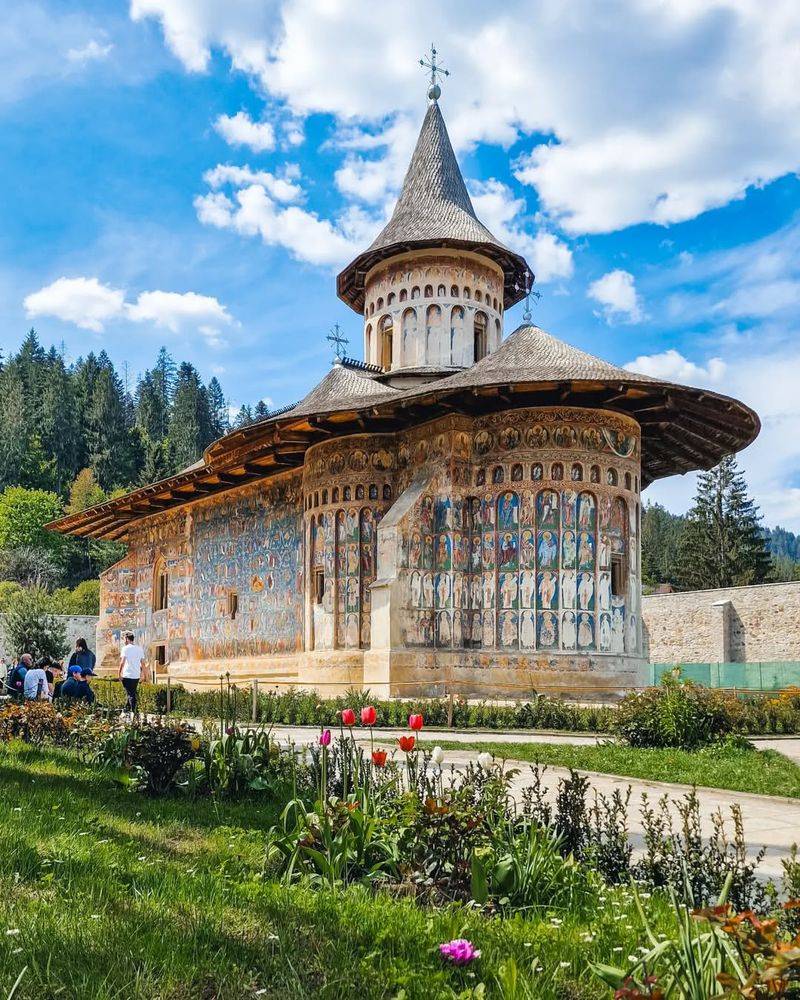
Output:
top-left (516, 272), bottom-right (541, 323)
top-left (420, 44), bottom-right (449, 100)
top-left (326, 323), bottom-right (349, 360)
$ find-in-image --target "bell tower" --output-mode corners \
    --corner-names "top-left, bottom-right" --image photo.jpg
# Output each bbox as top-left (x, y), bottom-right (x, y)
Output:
top-left (336, 51), bottom-right (533, 385)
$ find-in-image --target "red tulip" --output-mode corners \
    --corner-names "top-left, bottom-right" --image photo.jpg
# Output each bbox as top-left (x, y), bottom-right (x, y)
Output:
top-left (360, 705), bottom-right (377, 726)
top-left (398, 735), bottom-right (416, 753)
top-left (408, 713), bottom-right (424, 732)
top-left (371, 750), bottom-right (387, 767)
top-left (341, 708), bottom-right (356, 726)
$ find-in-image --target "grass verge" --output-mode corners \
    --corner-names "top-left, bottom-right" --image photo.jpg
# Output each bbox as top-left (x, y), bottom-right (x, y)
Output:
top-left (434, 740), bottom-right (800, 798)
top-left (0, 742), bottom-right (673, 999)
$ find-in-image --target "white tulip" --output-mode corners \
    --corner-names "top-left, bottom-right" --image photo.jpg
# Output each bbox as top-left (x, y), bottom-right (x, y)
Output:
top-left (477, 752), bottom-right (494, 771)
top-left (431, 745), bottom-right (445, 765)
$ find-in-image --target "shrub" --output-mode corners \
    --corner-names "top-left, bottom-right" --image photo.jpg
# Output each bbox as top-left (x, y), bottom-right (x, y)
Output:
top-left (123, 719), bottom-right (198, 796)
top-left (0, 700), bottom-right (77, 745)
top-left (0, 585), bottom-right (67, 660)
top-left (51, 579), bottom-right (100, 615)
top-left (615, 673), bottom-right (738, 748)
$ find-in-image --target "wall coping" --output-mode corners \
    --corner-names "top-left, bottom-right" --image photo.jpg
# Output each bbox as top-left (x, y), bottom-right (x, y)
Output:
top-left (643, 580), bottom-right (800, 601)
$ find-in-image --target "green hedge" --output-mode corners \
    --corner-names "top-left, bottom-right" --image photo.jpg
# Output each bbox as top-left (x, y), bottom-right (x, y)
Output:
top-left (86, 679), bottom-right (800, 736)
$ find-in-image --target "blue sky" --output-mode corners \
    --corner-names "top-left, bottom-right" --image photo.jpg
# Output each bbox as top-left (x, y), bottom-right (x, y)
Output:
top-left (2, 1), bottom-right (800, 527)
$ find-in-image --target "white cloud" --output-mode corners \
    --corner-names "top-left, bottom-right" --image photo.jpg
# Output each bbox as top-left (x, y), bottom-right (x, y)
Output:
top-left (133, 1), bottom-right (800, 235)
top-left (194, 184), bottom-right (370, 267)
top-left (66, 39), bottom-right (113, 64)
top-left (470, 180), bottom-right (573, 285)
top-left (588, 269), bottom-right (644, 324)
top-left (624, 349), bottom-right (726, 386)
top-left (203, 164), bottom-right (302, 203)
top-left (214, 111), bottom-right (275, 153)
top-left (24, 276), bottom-right (234, 342)
top-left (24, 276), bottom-right (125, 332)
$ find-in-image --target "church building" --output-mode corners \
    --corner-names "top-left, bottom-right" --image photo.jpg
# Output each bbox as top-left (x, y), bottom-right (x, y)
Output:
top-left (51, 90), bottom-right (760, 698)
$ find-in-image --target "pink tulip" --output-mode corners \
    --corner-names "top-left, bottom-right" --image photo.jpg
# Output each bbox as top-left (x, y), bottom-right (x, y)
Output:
top-left (408, 713), bottom-right (424, 732)
top-left (360, 705), bottom-right (377, 726)
top-left (319, 729), bottom-right (331, 746)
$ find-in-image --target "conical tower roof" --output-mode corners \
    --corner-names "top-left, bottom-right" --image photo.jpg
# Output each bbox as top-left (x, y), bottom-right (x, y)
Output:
top-left (337, 101), bottom-right (532, 312)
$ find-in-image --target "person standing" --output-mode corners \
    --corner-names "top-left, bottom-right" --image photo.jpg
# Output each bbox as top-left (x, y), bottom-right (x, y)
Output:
top-left (118, 632), bottom-right (147, 716)
top-left (68, 638), bottom-right (96, 677)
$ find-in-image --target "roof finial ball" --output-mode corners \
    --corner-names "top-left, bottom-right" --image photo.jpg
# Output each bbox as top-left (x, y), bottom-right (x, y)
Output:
top-left (420, 44), bottom-right (449, 103)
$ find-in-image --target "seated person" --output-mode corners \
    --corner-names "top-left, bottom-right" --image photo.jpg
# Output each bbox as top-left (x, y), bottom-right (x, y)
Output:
top-left (47, 662), bottom-right (65, 700)
top-left (60, 665), bottom-right (96, 703)
top-left (7, 653), bottom-right (33, 695)
top-left (23, 656), bottom-right (52, 701)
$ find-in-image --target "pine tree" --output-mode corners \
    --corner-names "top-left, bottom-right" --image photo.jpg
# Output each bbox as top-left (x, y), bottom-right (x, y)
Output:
top-left (152, 347), bottom-right (177, 431)
top-left (641, 502), bottom-right (685, 589)
top-left (253, 399), bottom-right (270, 420)
top-left (207, 376), bottom-right (229, 440)
top-left (677, 455), bottom-right (772, 590)
top-left (84, 362), bottom-right (137, 489)
top-left (39, 349), bottom-right (82, 493)
top-left (168, 363), bottom-right (214, 471)
top-left (234, 404), bottom-right (253, 428)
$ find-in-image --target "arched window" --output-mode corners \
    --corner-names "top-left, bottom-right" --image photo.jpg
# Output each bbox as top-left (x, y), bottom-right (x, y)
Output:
top-left (493, 297), bottom-right (498, 311)
top-left (475, 290), bottom-right (483, 303)
top-left (511, 463), bottom-right (523, 482)
top-left (625, 471), bottom-right (632, 490)
top-left (476, 468), bottom-right (486, 486)
top-left (590, 464), bottom-right (600, 483)
top-left (411, 286), bottom-right (420, 300)
top-left (383, 484), bottom-right (392, 500)
top-left (531, 463), bottom-right (543, 481)
top-left (473, 311), bottom-right (488, 362)
top-left (607, 468), bottom-right (618, 486)
top-left (387, 292), bottom-right (395, 305)
top-left (332, 487), bottom-right (339, 502)
top-left (450, 305), bottom-right (465, 363)
top-left (376, 296), bottom-right (383, 309)
top-left (379, 315), bottom-right (393, 370)
top-left (495, 318), bottom-right (501, 345)
top-left (343, 486), bottom-right (351, 501)
top-left (322, 489), bottom-right (328, 505)
top-left (369, 302), bottom-right (374, 316)
top-left (551, 462), bottom-right (564, 481)
top-left (464, 287), bottom-right (471, 299)
top-left (365, 324), bottom-right (372, 364)
top-left (355, 484), bottom-right (364, 500)
top-left (634, 475), bottom-right (639, 492)
top-left (399, 288), bottom-right (407, 302)
top-left (314, 491), bottom-right (319, 507)
top-left (152, 556), bottom-right (168, 612)
top-left (571, 463), bottom-right (583, 482)
top-left (437, 283), bottom-right (446, 297)
top-left (450, 284), bottom-right (458, 297)
top-left (424, 284), bottom-right (433, 298)
top-left (425, 305), bottom-right (442, 361)
top-left (401, 308), bottom-right (417, 365)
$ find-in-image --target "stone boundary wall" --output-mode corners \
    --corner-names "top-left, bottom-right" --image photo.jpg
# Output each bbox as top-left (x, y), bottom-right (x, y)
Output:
top-left (0, 615), bottom-right (99, 665)
top-left (642, 581), bottom-right (800, 663)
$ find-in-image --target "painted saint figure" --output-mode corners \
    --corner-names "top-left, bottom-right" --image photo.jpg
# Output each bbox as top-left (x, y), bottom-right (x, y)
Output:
top-left (537, 530), bottom-right (557, 567)
top-left (537, 570), bottom-right (557, 609)
top-left (561, 610), bottom-right (577, 649)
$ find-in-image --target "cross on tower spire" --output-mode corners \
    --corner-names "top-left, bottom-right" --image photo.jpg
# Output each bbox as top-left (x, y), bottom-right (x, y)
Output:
top-left (419, 44), bottom-right (449, 102)
top-left (326, 322), bottom-right (349, 362)
top-left (515, 273), bottom-right (540, 323)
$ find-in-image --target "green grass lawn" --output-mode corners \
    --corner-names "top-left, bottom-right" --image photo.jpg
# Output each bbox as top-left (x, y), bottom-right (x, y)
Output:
top-left (0, 741), bottom-right (673, 999)
top-left (435, 740), bottom-right (800, 798)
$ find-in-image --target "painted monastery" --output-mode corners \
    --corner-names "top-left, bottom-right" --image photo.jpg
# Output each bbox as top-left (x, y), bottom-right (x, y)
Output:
top-left (52, 95), bottom-right (760, 698)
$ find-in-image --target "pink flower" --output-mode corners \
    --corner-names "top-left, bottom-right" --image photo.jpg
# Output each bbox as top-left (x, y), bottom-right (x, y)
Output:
top-left (439, 939), bottom-right (480, 965)
top-left (319, 729), bottom-right (331, 746)
top-left (360, 705), bottom-right (377, 726)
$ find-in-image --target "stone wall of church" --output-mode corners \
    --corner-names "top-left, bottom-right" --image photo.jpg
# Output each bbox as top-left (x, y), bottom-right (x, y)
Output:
top-left (362, 250), bottom-right (504, 369)
top-left (97, 473), bottom-right (304, 670)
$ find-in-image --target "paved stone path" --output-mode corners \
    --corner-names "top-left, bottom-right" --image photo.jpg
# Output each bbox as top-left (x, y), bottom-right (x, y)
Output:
top-left (261, 725), bottom-right (800, 881)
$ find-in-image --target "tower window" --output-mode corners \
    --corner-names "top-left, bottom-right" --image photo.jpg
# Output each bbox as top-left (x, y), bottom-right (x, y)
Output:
top-left (437, 283), bottom-right (446, 297)
top-left (450, 284), bottom-right (458, 297)
top-left (424, 284), bottom-right (433, 298)
top-left (228, 591), bottom-right (239, 620)
top-left (314, 569), bottom-right (325, 605)
top-left (379, 315), bottom-right (393, 369)
top-left (473, 312), bottom-right (488, 362)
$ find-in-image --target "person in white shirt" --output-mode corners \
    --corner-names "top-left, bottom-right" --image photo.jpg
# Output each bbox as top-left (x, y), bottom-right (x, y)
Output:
top-left (118, 632), bottom-right (147, 715)
top-left (23, 657), bottom-right (52, 701)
